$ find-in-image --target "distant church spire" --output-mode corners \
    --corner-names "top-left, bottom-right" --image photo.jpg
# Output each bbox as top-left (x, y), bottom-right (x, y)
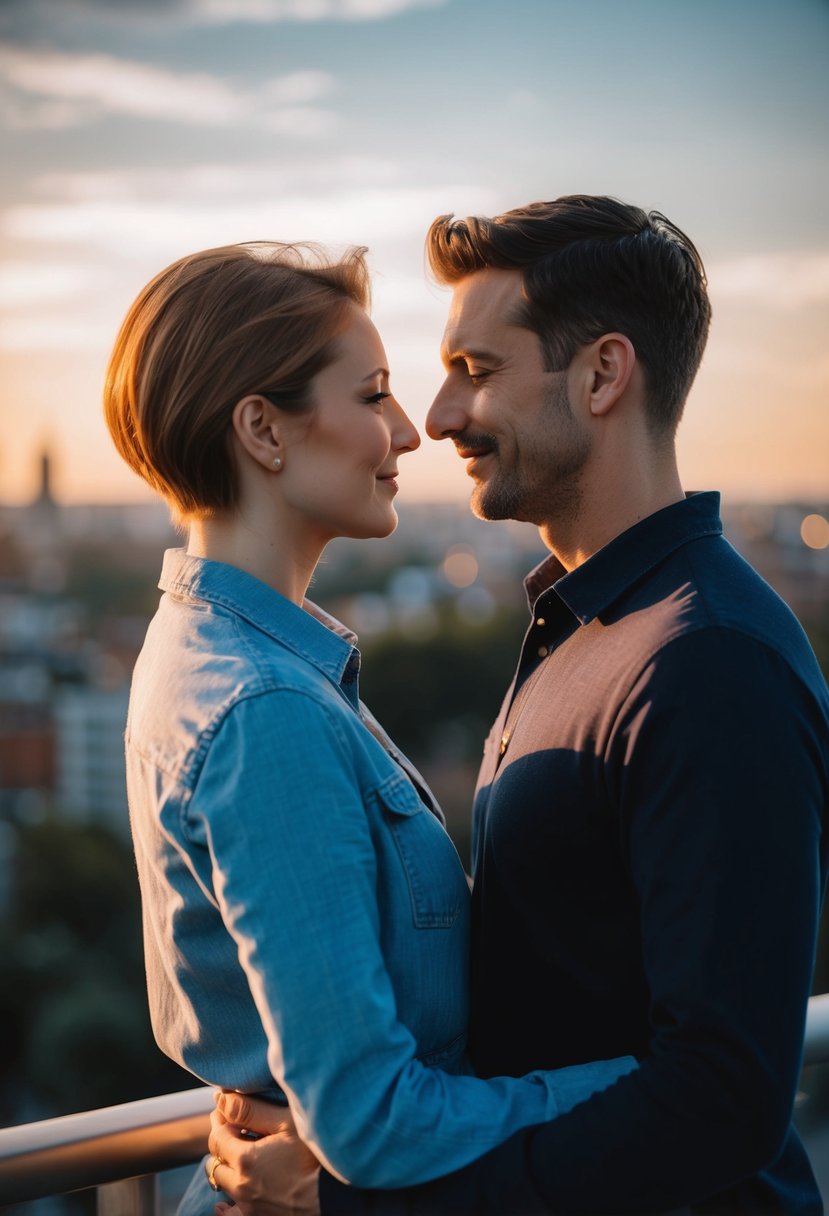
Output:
top-left (34, 449), bottom-right (55, 508)
top-left (26, 447), bottom-right (65, 592)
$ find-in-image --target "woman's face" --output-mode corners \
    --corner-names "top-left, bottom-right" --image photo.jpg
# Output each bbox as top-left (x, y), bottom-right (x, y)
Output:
top-left (279, 305), bottom-right (420, 545)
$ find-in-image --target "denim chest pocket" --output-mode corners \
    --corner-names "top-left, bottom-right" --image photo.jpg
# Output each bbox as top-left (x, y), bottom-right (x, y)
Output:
top-left (376, 773), bottom-right (466, 929)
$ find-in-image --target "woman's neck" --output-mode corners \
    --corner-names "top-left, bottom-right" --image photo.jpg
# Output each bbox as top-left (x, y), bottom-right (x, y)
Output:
top-left (187, 513), bottom-right (323, 606)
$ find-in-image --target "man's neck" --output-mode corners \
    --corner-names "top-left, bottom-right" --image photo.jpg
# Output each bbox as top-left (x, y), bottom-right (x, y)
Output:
top-left (538, 454), bottom-right (685, 572)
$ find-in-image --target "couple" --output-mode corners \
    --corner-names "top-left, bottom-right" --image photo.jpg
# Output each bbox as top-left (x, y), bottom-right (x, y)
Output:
top-left (105, 194), bottom-right (829, 1215)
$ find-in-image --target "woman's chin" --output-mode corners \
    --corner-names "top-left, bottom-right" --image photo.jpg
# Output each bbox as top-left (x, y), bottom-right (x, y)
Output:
top-left (347, 509), bottom-right (399, 542)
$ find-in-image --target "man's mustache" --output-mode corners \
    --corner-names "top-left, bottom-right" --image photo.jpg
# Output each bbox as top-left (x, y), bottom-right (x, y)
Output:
top-left (451, 430), bottom-right (499, 458)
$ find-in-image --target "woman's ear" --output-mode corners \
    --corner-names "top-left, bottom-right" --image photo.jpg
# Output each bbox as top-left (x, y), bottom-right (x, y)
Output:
top-left (586, 334), bottom-right (636, 417)
top-left (231, 395), bottom-right (282, 471)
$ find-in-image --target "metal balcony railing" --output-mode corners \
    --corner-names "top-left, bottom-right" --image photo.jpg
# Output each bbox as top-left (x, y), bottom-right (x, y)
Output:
top-left (0, 1085), bottom-right (214, 1212)
top-left (4, 992), bottom-right (829, 1213)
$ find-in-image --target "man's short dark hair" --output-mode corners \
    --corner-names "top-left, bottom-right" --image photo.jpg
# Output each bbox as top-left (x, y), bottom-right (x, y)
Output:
top-left (426, 195), bottom-right (712, 435)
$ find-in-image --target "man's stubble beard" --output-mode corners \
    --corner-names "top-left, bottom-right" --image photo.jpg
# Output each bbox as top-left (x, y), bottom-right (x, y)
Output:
top-left (471, 375), bottom-right (591, 527)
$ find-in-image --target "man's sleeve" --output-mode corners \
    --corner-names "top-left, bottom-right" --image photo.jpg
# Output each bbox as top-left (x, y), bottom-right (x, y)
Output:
top-left (319, 628), bottom-right (828, 1213)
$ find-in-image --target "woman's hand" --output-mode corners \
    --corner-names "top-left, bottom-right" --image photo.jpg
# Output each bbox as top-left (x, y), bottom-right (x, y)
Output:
top-left (206, 1091), bottom-right (320, 1216)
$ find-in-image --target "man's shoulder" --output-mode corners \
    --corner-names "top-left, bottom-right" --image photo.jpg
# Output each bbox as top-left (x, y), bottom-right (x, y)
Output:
top-left (619, 532), bottom-right (797, 640)
top-left (679, 533), bottom-right (813, 657)
top-left (614, 532), bottom-right (825, 699)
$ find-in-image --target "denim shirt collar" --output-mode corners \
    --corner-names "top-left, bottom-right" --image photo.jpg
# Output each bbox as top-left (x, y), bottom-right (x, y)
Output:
top-left (158, 549), bottom-right (360, 687)
top-left (524, 491), bottom-right (723, 625)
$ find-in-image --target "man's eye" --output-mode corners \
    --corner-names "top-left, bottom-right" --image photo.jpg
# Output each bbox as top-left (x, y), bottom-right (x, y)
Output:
top-left (468, 370), bottom-right (490, 384)
top-left (363, 392), bottom-right (390, 406)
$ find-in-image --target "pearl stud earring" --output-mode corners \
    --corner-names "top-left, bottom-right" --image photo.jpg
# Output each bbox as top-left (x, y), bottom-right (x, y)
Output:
top-left (273, 456), bottom-right (282, 470)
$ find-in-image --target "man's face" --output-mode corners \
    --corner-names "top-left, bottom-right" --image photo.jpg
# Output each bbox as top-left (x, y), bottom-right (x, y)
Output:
top-left (426, 268), bottom-right (591, 527)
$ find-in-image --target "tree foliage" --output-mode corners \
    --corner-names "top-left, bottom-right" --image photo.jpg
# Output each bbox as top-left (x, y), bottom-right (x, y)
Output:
top-left (0, 813), bottom-right (197, 1125)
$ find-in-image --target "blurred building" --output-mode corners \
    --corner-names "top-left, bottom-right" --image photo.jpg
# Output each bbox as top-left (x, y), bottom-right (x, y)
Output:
top-left (723, 502), bottom-right (829, 628)
top-left (0, 452), bottom-right (145, 835)
top-left (0, 594), bottom-right (83, 811)
top-left (54, 685), bottom-right (129, 827)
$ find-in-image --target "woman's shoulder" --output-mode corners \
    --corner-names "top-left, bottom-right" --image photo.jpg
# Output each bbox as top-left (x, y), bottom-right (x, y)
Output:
top-left (129, 600), bottom-right (358, 777)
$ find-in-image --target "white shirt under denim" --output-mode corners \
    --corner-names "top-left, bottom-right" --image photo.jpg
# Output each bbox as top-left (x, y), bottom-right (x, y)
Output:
top-left (126, 550), bottom-right (635, 1197)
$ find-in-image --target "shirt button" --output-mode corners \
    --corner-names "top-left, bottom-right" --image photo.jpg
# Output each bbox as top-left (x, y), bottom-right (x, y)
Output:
top-left (536, 617), bottom-right (546, 627)
top-left (537, 645), bottom-right (548, 658)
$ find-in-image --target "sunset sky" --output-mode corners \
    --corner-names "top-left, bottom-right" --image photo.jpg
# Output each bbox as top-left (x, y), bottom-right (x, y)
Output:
top-left (0, 0), bottom-right (827, 509)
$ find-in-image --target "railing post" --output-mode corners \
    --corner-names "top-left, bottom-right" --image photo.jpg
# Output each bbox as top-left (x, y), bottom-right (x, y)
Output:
top-left (97, 1174), bottom-right (159, 1216)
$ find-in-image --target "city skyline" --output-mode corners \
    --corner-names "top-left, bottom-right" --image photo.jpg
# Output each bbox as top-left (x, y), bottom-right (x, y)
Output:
top-left (1, 0), bottom-right (827, 507)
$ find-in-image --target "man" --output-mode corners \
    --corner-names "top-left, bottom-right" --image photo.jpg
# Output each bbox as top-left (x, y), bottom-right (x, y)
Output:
top-left (210, 196), bottom-right (829, 1213)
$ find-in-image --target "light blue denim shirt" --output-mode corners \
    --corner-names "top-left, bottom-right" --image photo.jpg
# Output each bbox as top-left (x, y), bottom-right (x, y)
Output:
top-left (126, 550), bottom-right (635, 1190)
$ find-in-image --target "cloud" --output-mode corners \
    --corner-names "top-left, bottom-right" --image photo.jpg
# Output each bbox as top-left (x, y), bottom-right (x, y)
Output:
top-left (0, 316), bottom-right (115, 352)
top-left (2, 161), bottom-right (499, 255)
top-left (183, 0), bottom-right (448, 23)
top-left (0, 0), bottom-right (447, 36)
top-left (0, 258), bottom-right (117, 352)
top-left (260, 70), bottom-right (335, 105)
top-left (4, 187), bottom-right (465, 253)
top-left (29, 159), bottom-right (400, 206)
top-left (0, 261), bottom-right (109, 306)
top-left (0, 43), bottom-right (336, 133)
top-left (0, 162), bottom-right (499, 351)
top-left (709, 253), bottom-right (829, 310)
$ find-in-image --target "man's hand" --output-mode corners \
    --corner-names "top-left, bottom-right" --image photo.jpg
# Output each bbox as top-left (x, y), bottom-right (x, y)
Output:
top-left (206, 1091), bottom-right (320, 1216)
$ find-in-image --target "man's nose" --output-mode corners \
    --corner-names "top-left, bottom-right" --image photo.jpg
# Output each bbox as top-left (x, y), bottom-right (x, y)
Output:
top-left (426, 379), bottom-right (466, 441)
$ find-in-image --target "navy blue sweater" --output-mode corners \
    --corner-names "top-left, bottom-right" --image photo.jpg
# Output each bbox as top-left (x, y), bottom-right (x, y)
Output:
top-left (321, 493), bottom-right (829, 1214)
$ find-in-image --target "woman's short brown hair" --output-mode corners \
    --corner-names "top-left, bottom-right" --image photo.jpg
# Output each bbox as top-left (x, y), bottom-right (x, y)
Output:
top-left (104, 241), bottom-right (370, 521)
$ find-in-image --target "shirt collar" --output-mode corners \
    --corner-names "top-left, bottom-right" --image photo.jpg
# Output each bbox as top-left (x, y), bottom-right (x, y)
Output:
top-left (524, 491), bottom-right (723, 625)
top-left (158, 549), bottom-right (359, 686)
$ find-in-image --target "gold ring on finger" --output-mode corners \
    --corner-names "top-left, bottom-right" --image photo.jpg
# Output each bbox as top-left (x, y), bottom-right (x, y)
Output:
top-left (207, 1153), bottom-right (225, 1192)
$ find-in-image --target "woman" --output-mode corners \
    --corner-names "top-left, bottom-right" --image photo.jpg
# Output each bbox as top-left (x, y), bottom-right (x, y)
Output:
top-left (104, 241), bottom-right (635, 1213)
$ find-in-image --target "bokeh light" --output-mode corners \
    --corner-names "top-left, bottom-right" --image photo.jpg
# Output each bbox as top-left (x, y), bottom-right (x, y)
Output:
top-left (801, 514), bottom-right (829, 550)
top-left (442, 548), bottom-right (478, 588)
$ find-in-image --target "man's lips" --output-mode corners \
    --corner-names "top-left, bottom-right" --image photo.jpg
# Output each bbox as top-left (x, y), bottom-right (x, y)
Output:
top-left (452, 433), bottom-right (497, 462)
top-left (453, 438), bottom-right (496, 480)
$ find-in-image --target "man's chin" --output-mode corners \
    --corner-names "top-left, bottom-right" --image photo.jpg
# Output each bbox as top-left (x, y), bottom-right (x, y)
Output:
top-left (469, 483), bottom-right (516, 523)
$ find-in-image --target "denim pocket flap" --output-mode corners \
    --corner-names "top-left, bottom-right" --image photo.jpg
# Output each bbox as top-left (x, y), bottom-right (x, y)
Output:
top-left (376, 772), bottom-right (424, 818)
top-left (376, 772), bottom-right (464, 929)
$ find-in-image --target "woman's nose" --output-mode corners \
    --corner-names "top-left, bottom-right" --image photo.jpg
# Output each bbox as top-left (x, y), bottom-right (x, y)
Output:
top-left (390, 398), bottom-right (421, 453)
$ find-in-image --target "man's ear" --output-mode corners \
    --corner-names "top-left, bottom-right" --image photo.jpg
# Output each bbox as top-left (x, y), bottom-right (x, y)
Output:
top-left (231, 395), bottom-right (282, 470)
top-left (585, 334), bottom-right (636, 417)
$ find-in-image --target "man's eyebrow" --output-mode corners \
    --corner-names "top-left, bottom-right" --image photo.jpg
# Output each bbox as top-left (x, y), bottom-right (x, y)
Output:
top-left (440, 345), bottom-right (502, 367)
